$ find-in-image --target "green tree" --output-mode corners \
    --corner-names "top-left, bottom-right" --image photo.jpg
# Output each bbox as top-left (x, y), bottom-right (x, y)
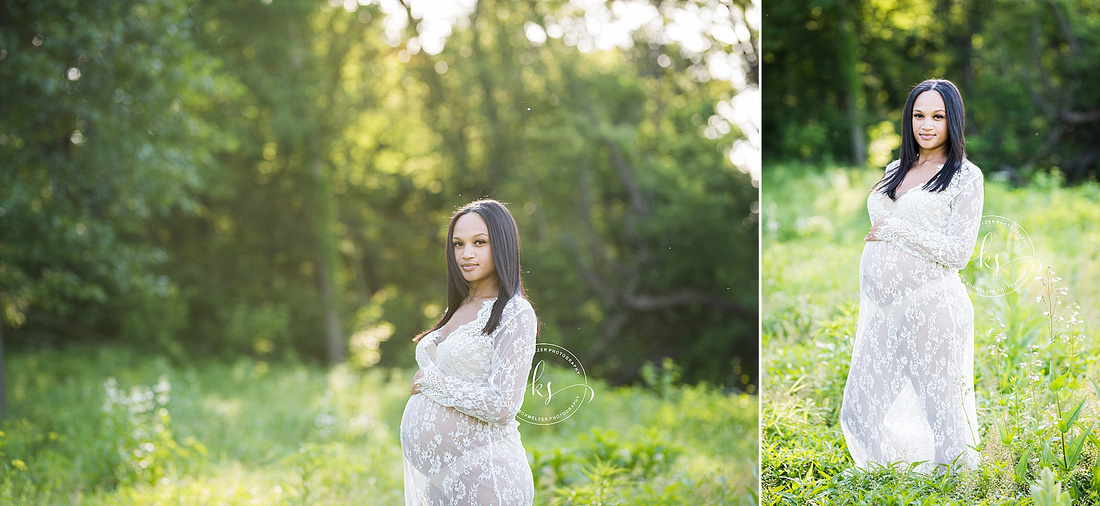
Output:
top-left (180, 0), bottom-right (400, 363)
top-left (763, 0), bottom-right (1100, 181)
top-left (378, 0), bottom-right (759, 385)
top-left (0, 0), bottom-right (235, 412)
top-left (2, 0), bottom-right (759, 391)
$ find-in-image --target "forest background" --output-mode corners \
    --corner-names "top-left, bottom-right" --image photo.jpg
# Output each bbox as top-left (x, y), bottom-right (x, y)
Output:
top-left (763, 0), bottom-right (1100, 179)
top-left (0, 0), bottom-right (758, 502)
top-left (1, 0), bottom-right (758, 394)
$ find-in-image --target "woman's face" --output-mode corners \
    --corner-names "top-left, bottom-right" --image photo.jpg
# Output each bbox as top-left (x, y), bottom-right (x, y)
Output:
top-left (911, 90), bottom-right (949, 154)
top-left (452, 212), bottom-right (498, 288)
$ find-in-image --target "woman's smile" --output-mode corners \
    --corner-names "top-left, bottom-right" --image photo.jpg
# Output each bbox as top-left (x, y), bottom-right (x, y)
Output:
top-left (451, 212), bottom-right (499, 293)
top-left (911, 90), bottom-right (948, 153)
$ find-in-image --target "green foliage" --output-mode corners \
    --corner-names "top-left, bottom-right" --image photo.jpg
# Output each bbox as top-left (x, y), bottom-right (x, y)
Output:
top-left (0, 428), bottom-right (32, 501)
top-left (532, 427), bottom-right (684, 493)
top-left (0, 0), bottom-right (237, 345)
top-left (101, 375), bottom-right (206, 486)
top-left (1, 346), bottom-right (755, 503)
top-left (763, 1), bottom-right (1100, 181)
top-left (2, 0), bottom-right (756, 388)
top-left (763, 164), bottom-right (1100, 504)
top-left (1031, 468), bottom-right (1073, 506)
top-left (640, 357), bottom-right (684, 398)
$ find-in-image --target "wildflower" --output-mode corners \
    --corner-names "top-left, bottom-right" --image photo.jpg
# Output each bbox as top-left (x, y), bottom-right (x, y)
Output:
top-left (990, 344), bottom-right (1008, 358)
top-left (12, 459), bottom-right (27, 471)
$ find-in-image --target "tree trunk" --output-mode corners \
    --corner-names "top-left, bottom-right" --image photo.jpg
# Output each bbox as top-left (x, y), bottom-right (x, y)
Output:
top-left (0, 321), bottom-right (6, 419)
top-left (838, 0), bottom-right (866, 166)
top-left (309, 139), bottom-right (346, 364)
top-left (317, 261), bottom-right (345, 364)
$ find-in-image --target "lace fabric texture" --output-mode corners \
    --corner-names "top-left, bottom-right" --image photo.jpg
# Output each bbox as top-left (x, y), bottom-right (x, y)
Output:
top-left (840, 159), bottom-right (984, 472)
top-left (400, 296), bottom-right (537, 505)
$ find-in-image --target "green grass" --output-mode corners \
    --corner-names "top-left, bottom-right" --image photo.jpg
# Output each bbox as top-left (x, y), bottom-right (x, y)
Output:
top-left (0, 346), bottom-right (756, 504)
top-left (762, 163), bottom-right (1100, 505)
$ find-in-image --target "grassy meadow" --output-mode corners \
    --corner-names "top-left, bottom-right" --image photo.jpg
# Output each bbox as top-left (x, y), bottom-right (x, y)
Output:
top-left (0, 347), bottom-right (756, 504)
top-left (762, 164), bottom-right (1100, 505)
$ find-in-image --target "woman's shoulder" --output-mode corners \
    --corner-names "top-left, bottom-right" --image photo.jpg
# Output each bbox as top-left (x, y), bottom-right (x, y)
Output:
top-left (957, 159), bottom-right (984, 184)
top-left (504, 294), bottom-right (534, 315)
top-left (884, 159), bottom-right (902, 174)
top-left (496, 295), bottom-right (536, 339)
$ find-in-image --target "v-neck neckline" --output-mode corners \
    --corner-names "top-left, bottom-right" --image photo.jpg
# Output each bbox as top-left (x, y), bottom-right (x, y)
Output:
top-left (893, 163), bottom-right (944, 200)
top-left (893, 185), bottom-right (925, 200)
top-left (436, 297), bottom-right (497, 344)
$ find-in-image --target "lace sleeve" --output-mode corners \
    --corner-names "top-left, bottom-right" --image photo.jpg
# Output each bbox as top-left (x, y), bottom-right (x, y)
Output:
top-left (877, 166), bottom-right (984, 270)
top-left (414, 304), bottom-right (537, 425)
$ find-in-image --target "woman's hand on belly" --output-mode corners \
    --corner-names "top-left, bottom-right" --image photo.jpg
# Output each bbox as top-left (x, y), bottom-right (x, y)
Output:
top-left (866, 218), bottom-right (886, 241)
top-left (410, 369), bottom-right (424, 396)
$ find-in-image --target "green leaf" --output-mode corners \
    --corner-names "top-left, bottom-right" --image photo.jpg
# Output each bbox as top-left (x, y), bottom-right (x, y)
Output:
top-left (1015, 447), bottom-right (1032, 484)
top-left (1030, 467), bottom-right (1073, 506)
top-left (997, 418), bottom-right (1015, 445)
top-left (1065, 425), bottom-right (1091, 470)
top-left (1058, 399), bottom-right (1086, 434)
top-left (1041, 440), bottom-right (1054, 466)
top-left (1049, 372), bottom-right (1067, 392)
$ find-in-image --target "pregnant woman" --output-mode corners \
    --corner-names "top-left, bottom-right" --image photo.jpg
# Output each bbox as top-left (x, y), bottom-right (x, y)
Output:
top-left (400, 199), bottom-right (537, 505)
top-left (840, 79), bottom-right (984, 473)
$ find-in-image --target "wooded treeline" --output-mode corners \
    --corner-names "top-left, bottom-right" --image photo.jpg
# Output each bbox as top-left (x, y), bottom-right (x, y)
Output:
top-left (0, 0), bottom-right (758, 398)
top-left (763, 0), bottom-right (1100, 181)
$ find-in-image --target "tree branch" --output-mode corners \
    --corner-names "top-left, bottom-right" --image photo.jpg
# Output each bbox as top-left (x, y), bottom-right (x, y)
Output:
top-left (570, 160), bottom-right (617, 302)
top-left (623, 289), bottom-right (752, 315)
top-left (1059, 109), bottom-right (1100, 124)
top-left (607, 142), bottom-right (650, 217)
top-left (1048, 1), bottom-right (1081, 58)
top-left (583, 311), bottom-right (629, 363)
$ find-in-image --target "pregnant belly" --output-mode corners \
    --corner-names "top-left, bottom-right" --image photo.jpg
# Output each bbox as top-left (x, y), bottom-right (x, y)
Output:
top-left (400, 393), bottom-right (498, 475)
top-left (859, 241), bottom-right (949, 306)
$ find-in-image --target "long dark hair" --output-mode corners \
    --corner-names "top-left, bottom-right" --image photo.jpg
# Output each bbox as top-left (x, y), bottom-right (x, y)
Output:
top-left (418, 199), bottom-right (525, 339)
top-left (875, 79), bottom-right (967, 200)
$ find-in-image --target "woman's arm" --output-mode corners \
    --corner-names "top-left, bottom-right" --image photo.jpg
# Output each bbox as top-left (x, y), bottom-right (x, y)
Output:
top-left (870, 167), bottom-right (984, 270)
top-left (414, 303), bottom-right (537, 425)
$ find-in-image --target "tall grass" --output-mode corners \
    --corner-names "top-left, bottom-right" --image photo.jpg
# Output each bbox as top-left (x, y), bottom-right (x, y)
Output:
top-left (762, 163), bottom-right (1100, 505)
top-left (0, 346), bottom-right (756, 504)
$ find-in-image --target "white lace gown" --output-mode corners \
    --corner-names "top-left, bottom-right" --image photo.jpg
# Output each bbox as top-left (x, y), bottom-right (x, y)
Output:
top-left (400, 296), bottom-right (537, 505)
top-left (840, 159), bottom-right (984, 472)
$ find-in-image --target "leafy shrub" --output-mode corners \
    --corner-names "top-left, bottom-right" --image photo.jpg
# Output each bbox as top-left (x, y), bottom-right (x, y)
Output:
top-left (101, 375), bottom-right (207, 485)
